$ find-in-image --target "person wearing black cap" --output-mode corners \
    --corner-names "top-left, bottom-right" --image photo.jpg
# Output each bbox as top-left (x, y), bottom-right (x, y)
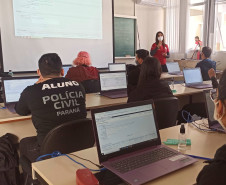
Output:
top-left (196, 69), bottom-right (226, 185)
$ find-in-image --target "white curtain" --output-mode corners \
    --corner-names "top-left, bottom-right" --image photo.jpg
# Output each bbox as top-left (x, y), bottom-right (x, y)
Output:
top-left (165, 0), bottom-right (180, 53)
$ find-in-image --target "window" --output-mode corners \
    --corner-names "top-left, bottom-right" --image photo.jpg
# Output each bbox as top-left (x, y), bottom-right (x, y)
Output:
top-left (187, 3), bottom-right (205, 51)
top-left (214, 2), bottom-right (226, 51)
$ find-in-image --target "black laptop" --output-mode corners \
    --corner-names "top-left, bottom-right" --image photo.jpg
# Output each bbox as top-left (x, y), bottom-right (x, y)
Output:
top-left (99, 71), bottom-right (127, 99)
top-left (203, 90), bottom-right (225, 132)
top-left (2, 76), bottom-right (39, 112)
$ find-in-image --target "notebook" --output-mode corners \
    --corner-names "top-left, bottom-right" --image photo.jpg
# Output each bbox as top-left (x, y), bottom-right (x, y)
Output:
top-left (166, 62), bottom-right (182, 75)
top-left (91, 100), bottom-right (197, 185)
top-left (203, 90), bottom-right (225, 132)
top-left (99, 71), bottom-right (127, 98)
top-left (62, 64), bottom-right (71, 77)
top-left (2, 76), bottom-right (38, 112)
top-left (183, 68), bottom-right (212, 89)
top-left (108, 63), bottom-right (126, 71)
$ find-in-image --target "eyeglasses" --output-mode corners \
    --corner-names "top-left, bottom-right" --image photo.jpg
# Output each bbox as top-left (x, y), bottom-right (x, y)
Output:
top-left (210, 89), bottom-right (217, 102)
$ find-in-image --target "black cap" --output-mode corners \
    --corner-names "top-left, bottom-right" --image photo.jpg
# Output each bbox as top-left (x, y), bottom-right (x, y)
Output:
top-left (180, 124), bottom-right (185, 134)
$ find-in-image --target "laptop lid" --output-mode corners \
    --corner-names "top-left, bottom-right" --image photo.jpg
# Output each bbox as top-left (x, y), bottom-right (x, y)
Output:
top-left (2, 76), bottom-right (39, 105)
top-left (62, 64), bottom-right (72, 77)
top-left (183, 68), bottom-right (203, 85)
top-left (108, 63), bottom-right (126, 71)
top-left (99, 71), bottom-right (127, 92)
top-left (166, 62), bottom-right (181, 73)
top-left (91, 100), bottom-right (161, 163)
top-left (203, 89), bottom-right (219, 127)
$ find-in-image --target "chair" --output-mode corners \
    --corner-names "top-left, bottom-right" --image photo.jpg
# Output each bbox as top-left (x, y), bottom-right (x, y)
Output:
top-left (80, 79), bottom-right (100, 94)
top-left (20, 118), bottom-right (95, 185)
top-left (153, 97), bottom-right (179, 129)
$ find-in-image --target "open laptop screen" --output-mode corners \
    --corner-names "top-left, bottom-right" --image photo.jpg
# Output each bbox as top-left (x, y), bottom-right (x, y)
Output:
top-left (3, 78), bottom-right (38, 103)
top-left (204, 90), bottom-right (215, 123)
top-left (166, 62), bottom-right (180, 73)
top-left (183, 68), bottom-right (203, 84)
top-left (94, 104), bottom-right (158, 155)
top-left (99, 72), bottom-right (127, 91)
top-left (109, 63), bottom-right (126, 71)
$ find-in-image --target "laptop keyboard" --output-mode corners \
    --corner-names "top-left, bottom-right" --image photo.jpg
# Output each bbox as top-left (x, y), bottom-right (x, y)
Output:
top-left (111, 148), bottom-right (177, 173)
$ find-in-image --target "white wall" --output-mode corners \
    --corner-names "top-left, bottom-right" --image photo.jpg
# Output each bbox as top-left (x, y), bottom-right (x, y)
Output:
top-left (211, 52), bottom-right (226, 70)
top-left (114, 0), bottom-right (165, 65)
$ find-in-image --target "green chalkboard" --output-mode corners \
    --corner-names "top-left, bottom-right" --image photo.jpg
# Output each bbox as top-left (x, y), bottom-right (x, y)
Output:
top-left (114, 17), bottom-right (136, 57)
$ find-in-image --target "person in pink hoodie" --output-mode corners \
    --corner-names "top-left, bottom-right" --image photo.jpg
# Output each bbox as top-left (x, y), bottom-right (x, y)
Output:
top-left (65, 51), bottom-right (99, 82)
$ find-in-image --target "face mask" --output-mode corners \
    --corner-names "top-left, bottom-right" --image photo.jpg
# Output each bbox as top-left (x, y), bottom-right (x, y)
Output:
top-left (214, 101), bottom-right (226, 130)
top-left (158, 36), bottom-right (163, 41)
top-left (135, 60), bottom-right (140, 65)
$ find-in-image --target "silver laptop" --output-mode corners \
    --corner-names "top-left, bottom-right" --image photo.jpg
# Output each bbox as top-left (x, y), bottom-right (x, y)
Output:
top-left (108, 63), bottom-right (126, 71)
top-left (2, 76), bottom-right (38, 112)
top-left (203, 90), bottom-right (225, 132)
top-left (62, 64), bottom-right (71, 77)
top-left (166, 62), bottom-right (182, 75)
top-left (91, 100), bottom-right (197, 185)
top-left (183, 68), bottom-right (212, 89)
top-left (99, 71), bottom-right (127, 98)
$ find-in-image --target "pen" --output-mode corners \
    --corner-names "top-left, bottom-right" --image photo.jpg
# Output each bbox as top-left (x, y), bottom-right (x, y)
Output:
top-left (187, 154), bottom-right (212, 161)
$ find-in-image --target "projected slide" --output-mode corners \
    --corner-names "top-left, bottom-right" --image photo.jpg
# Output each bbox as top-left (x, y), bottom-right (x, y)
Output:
top-left (13, 0), bottom-right (102, 39)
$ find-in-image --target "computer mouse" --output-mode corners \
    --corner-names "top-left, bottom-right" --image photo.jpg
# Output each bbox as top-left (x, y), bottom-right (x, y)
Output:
top-left (76, 169), bottom-right (99, 185)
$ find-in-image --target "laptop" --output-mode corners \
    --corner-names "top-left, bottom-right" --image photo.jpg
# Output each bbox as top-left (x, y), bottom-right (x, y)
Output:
top-left (99, 71), bottom-right (127, 98)
top-left (166, 62), bottom-right (183, 75)
top-left (108, 63), bottom-right (126, 71)
top-left (203, 90), bottom-right (225, 132)
top-left (62, 64), bottom-right (71, 77)
top-left (91, 100), bottom-right (197, 185)
top-left (183, 68), bottom-right (212, 89)
top-left (2, 76), bottom-right (39, 112)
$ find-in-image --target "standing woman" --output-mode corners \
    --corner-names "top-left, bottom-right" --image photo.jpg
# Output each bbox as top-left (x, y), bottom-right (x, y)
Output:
top-left (150, 31), bottom-right (170, 72)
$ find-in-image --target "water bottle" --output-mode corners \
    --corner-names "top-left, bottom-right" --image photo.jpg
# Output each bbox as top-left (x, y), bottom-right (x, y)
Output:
top-left (178, 123), bottom-right (186, 151)
top-left (8, 70), bottom-right (13, 77)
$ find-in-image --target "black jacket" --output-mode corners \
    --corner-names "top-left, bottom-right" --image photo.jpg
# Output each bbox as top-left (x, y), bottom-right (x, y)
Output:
top-left (196, 59), bottom-right (216, 81)
top-left (0, 133), bottom-right (20, 185)
top-left (15, 78), bottom-right (87, 145)
top-left (127, 65), bottom-right (141, 94)
top-left (127, 79), bottom-right (173, 103)
top-left (197, 145), bottom-right (226, 185)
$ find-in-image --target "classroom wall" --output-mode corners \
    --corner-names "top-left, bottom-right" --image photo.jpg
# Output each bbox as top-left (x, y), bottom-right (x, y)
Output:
top-left (114, 0), bottom-right (165, 65)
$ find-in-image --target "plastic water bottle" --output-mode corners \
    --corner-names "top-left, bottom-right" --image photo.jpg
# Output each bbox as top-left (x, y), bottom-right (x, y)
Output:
top-left (8, 70), bottom-right (13, 77)
top-left (178, 123), bottom-right (186, 151)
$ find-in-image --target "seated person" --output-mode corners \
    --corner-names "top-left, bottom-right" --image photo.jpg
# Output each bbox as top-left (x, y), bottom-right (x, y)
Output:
top-left (196, 69), bottom-right (226, 185)
top-left (127, 56), bottom-right (173, 103)
top-left (127, 49), bottom-right (149, 94)
top-left (16, 53), bottom-right (87, 164)
top-left (195, 47), bottom-right (216, 81)
top-left (65, 51), bottom-right (99, 82)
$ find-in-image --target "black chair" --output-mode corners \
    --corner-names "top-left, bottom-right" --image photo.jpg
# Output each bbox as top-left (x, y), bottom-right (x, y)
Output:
top-left (80, 79), bottom-right (100, 94)
top-left (20, 118), bottom-right (95, 185)
top-left (153, 97), bottom-right (179, 129)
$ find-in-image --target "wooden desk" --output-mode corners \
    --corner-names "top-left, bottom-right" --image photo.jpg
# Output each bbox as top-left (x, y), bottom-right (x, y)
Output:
top-left (32, 124), bottom-right (225, 185)
top-left (161, 73), bottom-right (183, 80)
top-left (0, 82), bottom-right (212, 123)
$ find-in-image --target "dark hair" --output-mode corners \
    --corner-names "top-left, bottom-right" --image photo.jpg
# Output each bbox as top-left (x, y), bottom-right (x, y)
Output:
top-left (38, 53), bottom-right (62, 77)
top-left (195, 36), bottom-right (199, 40)
top-left (218, 69), bottom-right (226, 102)
top-left (202, 47), bottom-right (212, 58)
top-left (155, 31), bottom-right (165, 47)
top-left (138, 57), bottom-right (162, 86)
top-left (136, 49), bottom-right (149, 60)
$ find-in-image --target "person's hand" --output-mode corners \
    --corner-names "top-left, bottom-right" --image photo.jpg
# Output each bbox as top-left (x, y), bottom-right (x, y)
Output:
top-left (157, 42), bottom-right (162, 49)
top-left (36, 76), bottom-right (44, 84)
top-left (162, 53), bottom-right (167, 57)
top-left (208, 68), bottom-right (216, 79)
